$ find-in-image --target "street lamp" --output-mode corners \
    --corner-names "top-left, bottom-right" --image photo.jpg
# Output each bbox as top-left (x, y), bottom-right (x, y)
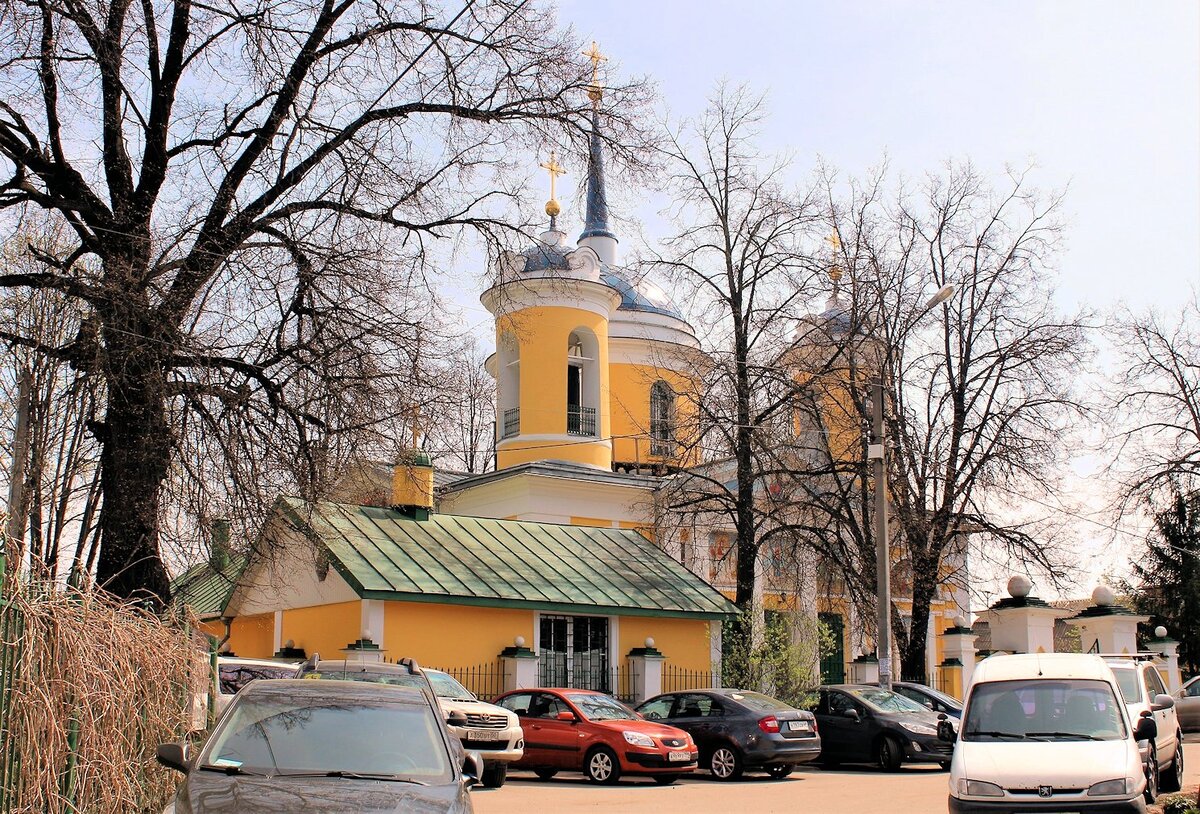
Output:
top-left (871, 283), bottom-right (955, 689)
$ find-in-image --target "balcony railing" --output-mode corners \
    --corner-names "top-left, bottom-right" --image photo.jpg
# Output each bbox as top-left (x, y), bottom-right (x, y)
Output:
top-left (566, 405), bottom-right (596, 437)
top-left (650, 436), bottom-right (676, 457)
top-left (501, 408), bottom-right (520, 439)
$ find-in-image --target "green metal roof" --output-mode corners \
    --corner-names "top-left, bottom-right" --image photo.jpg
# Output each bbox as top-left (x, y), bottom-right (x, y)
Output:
top-left (171, 554), bottom-right (248, 620)
top-left (279, 498), bottom-right (737, 620)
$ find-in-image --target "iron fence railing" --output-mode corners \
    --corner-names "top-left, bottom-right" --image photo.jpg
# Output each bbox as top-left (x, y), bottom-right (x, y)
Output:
top-left (661, 662), bottom-right (719, 693)
top-left (566, 405), bottom-right (596, 437)
top-left (428, 661), bottom-right (506, 703)
top-left (501, 408), bottom-right (520, 439)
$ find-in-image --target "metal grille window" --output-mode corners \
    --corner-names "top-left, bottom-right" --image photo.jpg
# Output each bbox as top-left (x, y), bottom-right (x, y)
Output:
top-left (538, 615), bottom-right (610, 692)
top-left (650, 381), bottom-right (675, 456)
top-left (501, 408), bottom-right (520, 439)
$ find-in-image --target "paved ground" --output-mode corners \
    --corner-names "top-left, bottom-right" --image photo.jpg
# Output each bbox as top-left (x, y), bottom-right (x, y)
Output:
top-left (473, 742), bottom-right (1200, 814)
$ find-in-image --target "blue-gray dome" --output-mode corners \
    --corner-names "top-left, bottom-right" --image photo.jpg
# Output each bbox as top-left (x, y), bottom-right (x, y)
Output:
top-left (601, 269), bottom-right (685, 320)
top-left (818, 304), bottom-right (853, 336)
top-left (520, 242), bottom-right (571, 272)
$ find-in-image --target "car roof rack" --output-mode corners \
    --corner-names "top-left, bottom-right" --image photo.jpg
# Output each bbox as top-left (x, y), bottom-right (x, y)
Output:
top-left (1099, 653), bottom-right (1159, 662)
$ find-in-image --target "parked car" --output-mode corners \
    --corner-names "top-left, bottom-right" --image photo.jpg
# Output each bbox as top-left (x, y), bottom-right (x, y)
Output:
top-left (812, 684), bottom-right (954, 770)
top-left (1105, 656), bottom-right (1183, 801)
top-left (424, 669), bottom-right (523, 788)
top-left (892, 681), bottom-right (963, 719)
top-left (1175, 676), bottom-right (1200, 732)
top-left (156, 678), bottom-right (481, 813)
top-left (947, 653), bottom-right (1151, 814)
top-left (635, 689), bottom-right (820, 780)
top-left (214, 657), bottom-right (299, 714)
top-left (494, 687), bottom-right (699, 784)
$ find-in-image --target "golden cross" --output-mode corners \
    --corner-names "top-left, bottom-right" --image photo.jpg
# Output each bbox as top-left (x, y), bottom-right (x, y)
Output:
top-left (539, 150), bottom-right (566, 201)
top-left (582, 41), bottom-right (607, 81)
top-left (825, 230), bottom-right (842, 254)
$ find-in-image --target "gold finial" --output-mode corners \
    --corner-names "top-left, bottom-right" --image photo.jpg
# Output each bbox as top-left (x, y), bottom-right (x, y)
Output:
top-left (825, 230), bottom-right (844, 284)
top-left (583, 41), bottom-right (607, 104)
top-left (539, 150), bottom-right (565, 218)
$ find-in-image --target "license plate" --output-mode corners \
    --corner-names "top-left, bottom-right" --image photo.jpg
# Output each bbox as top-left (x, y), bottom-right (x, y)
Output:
top-left (668, 750), bottom-right (691, 762)
top-left (787, 720), bottom-right (811, 732)
top-left (468, 729), bottom-right (500, 741)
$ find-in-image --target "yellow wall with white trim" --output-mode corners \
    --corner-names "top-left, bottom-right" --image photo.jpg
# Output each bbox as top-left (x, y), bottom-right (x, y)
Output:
top-left (384, 601), bottom-right (535, 668)
top-left (608, 362), bottom-right (701, 468)
top-left (280, 601), bottom-right (361, 661)
top-left (225, 612), bottom-right (274, 658)
top-left (619, 616), bottom-right (712, 672)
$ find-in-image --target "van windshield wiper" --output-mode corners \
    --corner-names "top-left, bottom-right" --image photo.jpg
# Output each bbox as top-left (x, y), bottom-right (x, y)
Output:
top-left (1025, 731), bottom-right (1103, 741)
top-left (273, 770), bottom-right (428, 784)
top-left (965, 730), bottom-right (1026, 740)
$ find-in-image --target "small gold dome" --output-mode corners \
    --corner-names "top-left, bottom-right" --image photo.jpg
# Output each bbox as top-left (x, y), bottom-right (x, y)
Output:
top-left (545, 199), bottom-right (561, 217)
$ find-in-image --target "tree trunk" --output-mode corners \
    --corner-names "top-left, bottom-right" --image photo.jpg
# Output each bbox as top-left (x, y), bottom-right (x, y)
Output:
top-left (94, 316), bottom-right (172, 605)
top-left (901, 547), bottom-right (938, 680)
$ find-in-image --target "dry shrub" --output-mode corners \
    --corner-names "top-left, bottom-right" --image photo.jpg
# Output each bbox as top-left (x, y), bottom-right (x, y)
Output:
top-left (1, 583), bottom-right (207, 813)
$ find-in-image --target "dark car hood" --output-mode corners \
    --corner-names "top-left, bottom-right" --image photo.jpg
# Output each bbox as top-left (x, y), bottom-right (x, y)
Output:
top-left (877, 708), bottom-right (945, 728)
top-left (176, 771), bottom-right (470, 814)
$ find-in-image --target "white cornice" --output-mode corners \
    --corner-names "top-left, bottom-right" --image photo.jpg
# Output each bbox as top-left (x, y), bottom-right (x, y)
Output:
top-left (481, 277), bottom-right (621, 320)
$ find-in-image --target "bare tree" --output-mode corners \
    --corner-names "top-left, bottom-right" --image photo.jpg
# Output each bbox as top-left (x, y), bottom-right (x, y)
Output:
top-left (424, 338), bottom-right (496, 474)
top-left (838, 164), bottom-right (1089, 679)
top-left (0, 0), bottom-right (652, 603)
top-left (1109, 295), bottom-right (1200, 508)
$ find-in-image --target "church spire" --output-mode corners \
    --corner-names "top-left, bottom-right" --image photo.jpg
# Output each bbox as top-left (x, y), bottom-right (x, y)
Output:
top-left (577, 42), bottom-right (618, 264)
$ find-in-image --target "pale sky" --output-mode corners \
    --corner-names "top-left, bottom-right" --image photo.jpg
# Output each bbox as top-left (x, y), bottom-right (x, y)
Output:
top-left (449, 1), bottom-right (1200, 603)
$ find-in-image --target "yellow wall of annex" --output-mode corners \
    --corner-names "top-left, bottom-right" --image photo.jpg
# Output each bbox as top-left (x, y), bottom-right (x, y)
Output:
top-left (497, 305), bottom-right (612, 470)
top-left (608, 362), bottom-right (700, 468)
top-left (225, 612), bottom-right (274, 659)
top-left (280, 601), bottom-right (361, 661)
top-left (570, 516), bottom-right (613, 528)
top-left (384, 601), bottom-right (534, 668)
top-left (619, 616), bottom-right (712, 672)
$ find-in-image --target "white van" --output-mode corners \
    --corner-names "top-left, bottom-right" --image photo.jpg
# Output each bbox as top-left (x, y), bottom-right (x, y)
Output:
top-left (947, 653), bottom-right (1153, 813)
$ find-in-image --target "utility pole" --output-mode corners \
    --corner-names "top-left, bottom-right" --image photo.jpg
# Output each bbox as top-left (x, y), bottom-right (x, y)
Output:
top-left (869, 377), bottom-right (891, 689)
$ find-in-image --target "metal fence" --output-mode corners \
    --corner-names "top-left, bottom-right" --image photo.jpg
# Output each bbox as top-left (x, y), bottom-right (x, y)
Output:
top-left (429, 661), bottom-right (506, 702)
top-left (661, 662), bottom-right (719, 693)
top-left (566, 405), bottom-right (596, 436)
top-left (0, 599), bottom-right (23, 814)
top-left (901, 671), bottom-right (954, 696)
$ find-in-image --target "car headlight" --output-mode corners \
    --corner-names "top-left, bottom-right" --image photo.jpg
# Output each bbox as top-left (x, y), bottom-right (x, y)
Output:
top-left (958, 779), bottom-right (1004, 797)
top-left (902, 722), bottom-right (938, 736)
top-left (623, 731), bottom-right (655, 747)
top-left (1087, 778), bottom-right (1129, 796)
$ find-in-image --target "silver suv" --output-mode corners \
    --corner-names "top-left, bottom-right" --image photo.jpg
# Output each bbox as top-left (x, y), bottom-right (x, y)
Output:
top-left (1105, 656), bottom-right (1184, 802)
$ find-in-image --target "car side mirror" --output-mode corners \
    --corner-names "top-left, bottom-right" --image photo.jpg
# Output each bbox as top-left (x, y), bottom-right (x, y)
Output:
top-left (1151, 693), bottom-right (1175, 711)
top-left (936, 713), bottom-right (955, 742)
top-left (447, 710), bottom-right (468, 727)
top-left (462, 751), bottom-right (483, 786)
top-left (842, 708), bottom-right (860, 721)
top-left (155, 742), bottom-right (191, 775)
top-left (556, 710), bottom-right (577, 722)
top-left (1134, 715), bottom-right (1158, 742)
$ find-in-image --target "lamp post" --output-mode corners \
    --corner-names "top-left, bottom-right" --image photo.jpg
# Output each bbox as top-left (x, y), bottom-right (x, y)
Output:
top-left (873, 283), bottom-right (954, 689)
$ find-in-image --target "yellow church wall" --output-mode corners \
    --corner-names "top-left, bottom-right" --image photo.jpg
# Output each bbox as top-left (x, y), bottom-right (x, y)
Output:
top-left (225, 612), bottom-right (274, 658)
top-left (608, 362), bottom-right (701, 468)
top-left (570, 516), bottom-right (612, 527)
top-left (280, 600), bottom-right (361, 660)
top-left (383, 601), bottom-right (534, 667)
top-left (619, 616), bottom-right (712, 672)
top-left (497, 305), bottom-right (612, 470)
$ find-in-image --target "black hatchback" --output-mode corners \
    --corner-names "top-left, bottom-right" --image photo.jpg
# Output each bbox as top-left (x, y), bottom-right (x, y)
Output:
top-left (635, 689), bottom-right (820, 780)
top-left (812, 684), bottom-right (953, 771)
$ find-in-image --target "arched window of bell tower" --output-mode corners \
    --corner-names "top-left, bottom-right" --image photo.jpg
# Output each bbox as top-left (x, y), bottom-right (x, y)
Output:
top-left (498, 332), bottom-right (520, 439)
top-left (650, 380), bottom-right (675, 456)
top-left (566, 329), bottom-right (600, 437)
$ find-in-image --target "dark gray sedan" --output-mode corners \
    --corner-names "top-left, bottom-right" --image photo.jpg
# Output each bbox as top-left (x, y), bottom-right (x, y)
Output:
top-left (635, 689), bottom-right (820, 780)
top-left (156, 679), bottom-right (479, 813)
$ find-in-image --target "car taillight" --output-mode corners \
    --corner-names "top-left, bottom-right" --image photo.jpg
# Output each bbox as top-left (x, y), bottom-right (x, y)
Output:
top-left (758, 715), bottom-right (780, 734)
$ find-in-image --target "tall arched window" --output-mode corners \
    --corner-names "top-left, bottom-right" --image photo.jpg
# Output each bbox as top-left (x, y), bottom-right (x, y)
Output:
top-left (566, 329), bottom-right (599, 436)
top-left (650, 381), bottom-right (675, 456)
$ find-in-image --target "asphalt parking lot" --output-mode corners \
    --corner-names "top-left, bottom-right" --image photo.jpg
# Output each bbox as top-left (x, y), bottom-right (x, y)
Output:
top-left (473, 742), bottom-right (1200, 814)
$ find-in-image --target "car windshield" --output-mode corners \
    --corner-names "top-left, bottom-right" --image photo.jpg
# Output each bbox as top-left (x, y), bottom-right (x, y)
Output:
top-left (1108, 667), bottom-right (1141, 705)
top-left (963, 679), bottom-right (1127, 742)
top-left (563, 692), bottom-right (638, 721)
top-left (426, 671), bottom-right (475, 701)
top-left (202, 693), bottom-right (452, 779)
top-left (727, 692), bottom-right (793, 712)
top-left (905, 684), bottom-right (961, 709)
top-left (848, 687), bottom-right (929, 714)
top-left (219, 664), bottom-right (296, 695)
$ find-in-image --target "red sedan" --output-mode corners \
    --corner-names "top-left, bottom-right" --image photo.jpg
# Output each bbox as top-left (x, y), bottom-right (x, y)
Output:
top-left (493, 688), bottom-right (699, 784)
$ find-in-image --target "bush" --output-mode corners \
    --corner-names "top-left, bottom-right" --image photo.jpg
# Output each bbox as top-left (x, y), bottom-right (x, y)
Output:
top-left (721, 610), bottom-right (834, 707)
top-left (1160, 792), bottom-right (1200, 814)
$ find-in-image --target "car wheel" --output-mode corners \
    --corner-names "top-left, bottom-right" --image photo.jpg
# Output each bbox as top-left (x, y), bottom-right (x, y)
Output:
top-left (766, 765), bottom-right (793, 779)
top-left (652, 774), bottom-right (680, 785)
top-left (481, 763), bottom-right (507, 788)
top-left (585, 746), bottom-right (621, 785)
top-left (1143, 755), bottom-right (1159, 804)
top-left (1160, 738), bottom-right (1184, 793)
top-left (534, 768), bottom-right (557, 781)
top-left (708, 745), bottom-right (744, 781)
top-left (875, 736), bottom-right (903, 772)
